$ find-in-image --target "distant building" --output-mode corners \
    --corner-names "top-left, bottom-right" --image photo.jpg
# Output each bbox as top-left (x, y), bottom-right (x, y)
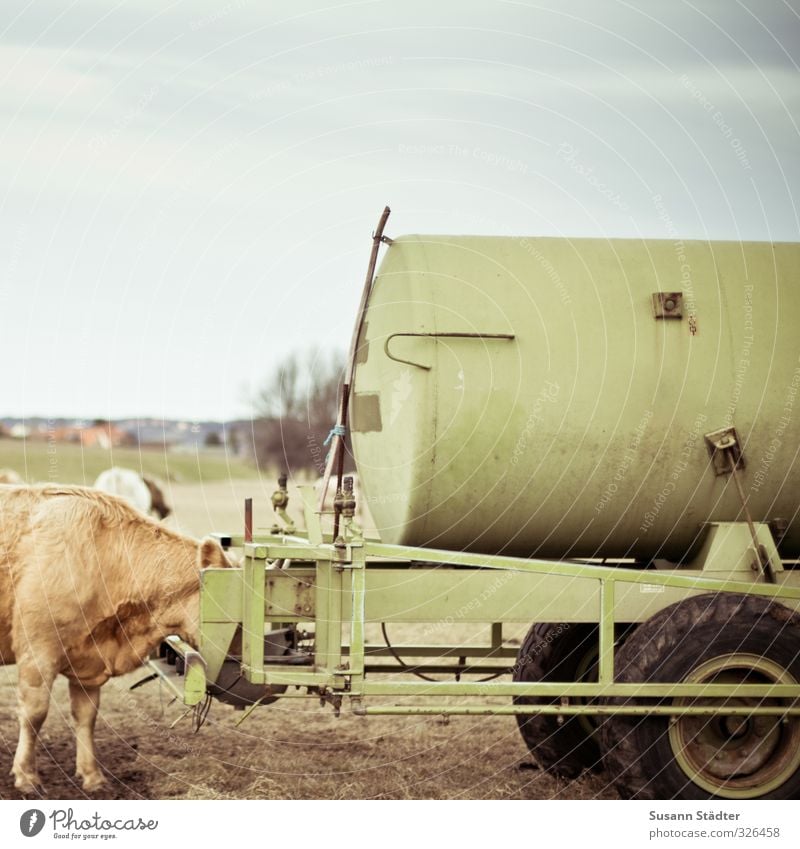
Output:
top-left (0, 416), bottom-right (234, 451)
top-left (51, 422), bottom-right (135, 448)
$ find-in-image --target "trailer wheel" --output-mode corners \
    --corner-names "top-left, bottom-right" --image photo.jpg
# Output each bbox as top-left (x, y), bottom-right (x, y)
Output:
top-left (601, 593), bottom-right (800, 799)
top-left (513, 623), bottom-right (605, 778)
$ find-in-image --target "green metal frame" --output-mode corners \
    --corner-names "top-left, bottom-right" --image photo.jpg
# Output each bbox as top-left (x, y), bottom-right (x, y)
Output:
top-left (145, 513), bottom-right (800, 720)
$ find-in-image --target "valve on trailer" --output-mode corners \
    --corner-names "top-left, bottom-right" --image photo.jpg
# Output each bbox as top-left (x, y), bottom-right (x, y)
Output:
top-left (333, 476), bottom-right (356, 520)
top-left (270, 472), bottom-right (296, 534)
top-left (334, 476), bottom-right (363, 545)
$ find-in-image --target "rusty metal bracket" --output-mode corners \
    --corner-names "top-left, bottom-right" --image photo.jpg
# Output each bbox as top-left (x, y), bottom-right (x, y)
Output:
top-left (652, 292), bottom-right (683, 318)
top-left (704, 426), bottom-right (744, 476)
top-left (384, 332), bottom-right (516, 370)
top-left (704, 427), bottom-right (775, 583)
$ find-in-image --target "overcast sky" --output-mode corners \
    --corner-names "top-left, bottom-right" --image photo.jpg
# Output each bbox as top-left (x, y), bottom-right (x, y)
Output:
top-left (1, 0), bottom-right (798, 421)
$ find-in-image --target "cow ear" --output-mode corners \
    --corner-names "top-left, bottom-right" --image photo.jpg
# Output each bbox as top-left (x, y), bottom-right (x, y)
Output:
top-left (198, 538), bottom-right (229, 569)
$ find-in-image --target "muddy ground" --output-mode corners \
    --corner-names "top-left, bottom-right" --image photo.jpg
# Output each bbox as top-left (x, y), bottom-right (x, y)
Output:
top-left (0, 480), bottom-right (619, 800)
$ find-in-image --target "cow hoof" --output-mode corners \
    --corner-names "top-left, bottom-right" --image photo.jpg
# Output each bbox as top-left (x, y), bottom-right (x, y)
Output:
top-left (14, 776), bottom-right (43, 796)
top-left (81, 773), bottom-right (106, 792)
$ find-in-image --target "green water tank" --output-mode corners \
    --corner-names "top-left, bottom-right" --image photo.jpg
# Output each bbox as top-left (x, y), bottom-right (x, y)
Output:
top-left (350, 235), bottom-right (800, 561)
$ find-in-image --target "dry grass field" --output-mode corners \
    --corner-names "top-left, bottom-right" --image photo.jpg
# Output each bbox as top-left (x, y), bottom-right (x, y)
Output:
top-left (0, 471), bottom-right (619, 800)
top-left (0, 666), bottom-right (618, 800)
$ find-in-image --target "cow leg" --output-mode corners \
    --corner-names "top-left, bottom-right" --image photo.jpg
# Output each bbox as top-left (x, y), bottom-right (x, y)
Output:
top-left (12, 663), bottom-right (56, 794)
top-left (69, 682), bottom-right (105, 791)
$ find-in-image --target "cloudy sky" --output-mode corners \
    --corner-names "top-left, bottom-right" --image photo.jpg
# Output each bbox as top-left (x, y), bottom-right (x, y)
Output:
top-left (1, 0), bottom-right (798, 421)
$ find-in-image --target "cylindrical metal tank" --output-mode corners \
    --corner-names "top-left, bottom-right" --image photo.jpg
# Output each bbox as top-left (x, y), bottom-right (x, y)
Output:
top-left (350, 235), bottom-right (800, 561)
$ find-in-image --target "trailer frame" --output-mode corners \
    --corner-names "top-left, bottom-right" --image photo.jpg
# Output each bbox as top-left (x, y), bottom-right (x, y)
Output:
top-left (152, 486), bottom-right (800, 717)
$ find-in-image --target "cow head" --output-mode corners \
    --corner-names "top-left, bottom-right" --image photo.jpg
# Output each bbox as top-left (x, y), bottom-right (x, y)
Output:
top-left (155, 538), bottom-right (234, 648)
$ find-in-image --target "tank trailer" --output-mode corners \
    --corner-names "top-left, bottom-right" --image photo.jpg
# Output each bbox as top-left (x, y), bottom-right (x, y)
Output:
top-left (151, 209), bottom-right (800, 799)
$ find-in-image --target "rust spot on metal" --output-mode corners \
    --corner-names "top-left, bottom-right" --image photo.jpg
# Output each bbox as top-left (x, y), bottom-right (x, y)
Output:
top-left (244, 498), bottom-right (253, 543)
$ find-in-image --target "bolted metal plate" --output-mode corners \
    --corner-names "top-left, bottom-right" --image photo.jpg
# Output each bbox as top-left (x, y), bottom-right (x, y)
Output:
top-left (266, 573), bottom-right (316, 618)
top-left (652, 291), bottom-right (683, 318)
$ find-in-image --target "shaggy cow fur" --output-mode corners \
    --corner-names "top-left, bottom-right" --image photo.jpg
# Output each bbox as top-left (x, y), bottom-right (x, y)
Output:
top-left (0, 485), bottom-right (231, 794)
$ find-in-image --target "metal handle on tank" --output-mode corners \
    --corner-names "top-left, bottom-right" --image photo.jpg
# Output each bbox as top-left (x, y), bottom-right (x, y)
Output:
top-left (383, 331), bottom-right (516, 370)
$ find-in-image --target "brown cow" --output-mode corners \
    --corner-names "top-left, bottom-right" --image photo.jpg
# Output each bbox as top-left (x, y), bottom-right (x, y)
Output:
top-left (0, 485), bottom-right (231, 794)
top-left (142, 475), bottom-right (171, 520)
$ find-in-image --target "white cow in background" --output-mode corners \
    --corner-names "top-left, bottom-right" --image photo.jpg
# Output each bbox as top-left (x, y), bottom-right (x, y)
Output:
top-left (94, 468), bottom-right (171, 519)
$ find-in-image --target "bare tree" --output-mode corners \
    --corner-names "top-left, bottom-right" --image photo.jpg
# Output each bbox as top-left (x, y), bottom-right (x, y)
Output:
top-left (255, 353), bottom-right (303, 420)
top-left (251, 348), bottom-right (348, 474)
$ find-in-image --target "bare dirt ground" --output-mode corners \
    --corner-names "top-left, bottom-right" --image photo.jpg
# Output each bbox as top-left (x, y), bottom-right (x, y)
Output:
top-left (0, 479), bottom-right (619, 800)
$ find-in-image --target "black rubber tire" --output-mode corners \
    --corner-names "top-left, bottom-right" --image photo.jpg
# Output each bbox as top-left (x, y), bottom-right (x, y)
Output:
top-left (513, 623), bottom-right (605, 778)
top-left (601, 593), bottom-right (800, 800)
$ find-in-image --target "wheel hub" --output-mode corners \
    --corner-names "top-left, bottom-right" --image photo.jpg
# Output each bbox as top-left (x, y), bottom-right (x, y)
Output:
top-left (669, 654), bottom-right (800, 798)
